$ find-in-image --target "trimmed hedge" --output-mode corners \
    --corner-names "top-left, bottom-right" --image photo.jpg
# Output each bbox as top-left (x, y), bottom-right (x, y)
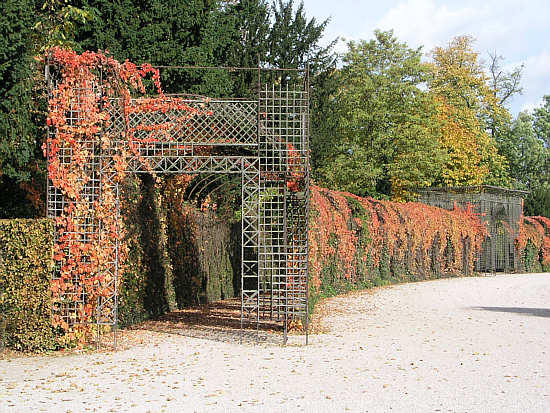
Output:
top-left (0, 219), bottom-right (56, 351)
top-left (117, 176), bottom-right (239, 327)
top-left (308, 186), bottom-right (548, 306)
top-left (0, 189), bottom-right (547, 351)
top-left (168, 207), bottom-right (238, 306)
top-left (518, 216), bottom-right (550, 273)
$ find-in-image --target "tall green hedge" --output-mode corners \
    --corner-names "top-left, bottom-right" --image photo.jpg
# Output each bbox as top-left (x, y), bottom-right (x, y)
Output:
top-left (0, 219), bottom-right (56, 351)
top-left (167, 207), bottom-right (238, 307)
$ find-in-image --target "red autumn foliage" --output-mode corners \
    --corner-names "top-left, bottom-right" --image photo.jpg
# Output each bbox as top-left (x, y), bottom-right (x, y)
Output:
top-left (309, 185), bottom-right (488, 292)
top-left (45, 48), bottom-right (214, 346)
top-left (517, 216), bottom-right (550, 266)
top-left (286, 143), bottom-right (304, 192)
top-left (46, 48), bottom-right (310, 346)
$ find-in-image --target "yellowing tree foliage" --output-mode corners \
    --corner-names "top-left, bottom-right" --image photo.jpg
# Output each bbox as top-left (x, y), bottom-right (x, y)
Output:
top-left (435, 98), bottom-right (488, 186)
top-left (428, 36), bottom-right (509, 187)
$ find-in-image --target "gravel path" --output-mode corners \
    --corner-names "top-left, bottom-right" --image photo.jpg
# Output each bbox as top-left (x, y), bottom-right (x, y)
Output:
top-left (1, 273), bottom-right (549, 413)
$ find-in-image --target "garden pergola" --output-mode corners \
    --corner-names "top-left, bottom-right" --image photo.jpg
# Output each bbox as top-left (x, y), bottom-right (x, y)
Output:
top-left (46, 59), bottom-right (310, 346)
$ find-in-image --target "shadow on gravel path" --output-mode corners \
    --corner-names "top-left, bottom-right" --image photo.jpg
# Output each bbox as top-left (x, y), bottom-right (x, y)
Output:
top-left (470, 306), bottom-right (550, 318)
top-left (121, 298), bottom-right (288, 346)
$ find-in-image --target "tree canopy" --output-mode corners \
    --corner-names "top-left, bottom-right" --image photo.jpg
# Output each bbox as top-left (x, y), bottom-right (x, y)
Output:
top-left (1, 1), bottom-right (549, 217)
top-left (315, 30), bottom-right (446, 199)
top-left (427, 35), bottom-right (510, 188)
top-left (314, 32), bottom-right (516, 200)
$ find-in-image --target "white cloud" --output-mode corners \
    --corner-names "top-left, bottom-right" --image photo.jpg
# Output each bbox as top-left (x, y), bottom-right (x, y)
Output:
top-left (367, 0), bottom-right (550, 56)
top-left (366, 0), bottom-right (550, 115)
top-left (373, 0), bottom-right (486, 53)
top-left (520, 100), bottom-right (543, 114)
top-left (512, 50), bottom-right (550, 114)
top-left (522, 50), bottom-right (550, 81)
top-left (301, 0), bottom-right (550, 115)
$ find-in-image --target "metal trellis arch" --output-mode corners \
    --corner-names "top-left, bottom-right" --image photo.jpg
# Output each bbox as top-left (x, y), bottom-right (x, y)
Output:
top-left (46, 63), bottom-right (311, 346)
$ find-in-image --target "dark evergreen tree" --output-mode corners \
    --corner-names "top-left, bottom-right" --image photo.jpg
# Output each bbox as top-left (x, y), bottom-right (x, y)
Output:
top-left (74, 0), bottom-right (237, 95)
top-left (268, 0), bottom-right (334, 72)
top-left (266, 1), bottom-right (337, 182)
top-left (0, 0), bottom-right (36, 182)
top-left (0, 0), bottom-right (335, 217)
top-left (224, 0), bottom-right (271, 97)
top-left (0, 0), bottom-right (40, 217)
top-left (0, 0), bottom-right (96, 218)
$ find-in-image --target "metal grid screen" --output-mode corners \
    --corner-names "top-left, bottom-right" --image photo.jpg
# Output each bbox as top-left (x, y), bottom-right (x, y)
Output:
top-left (417, 186), bottom-right (527, 273)
top-left (46, 66), bottom-right (311, 344)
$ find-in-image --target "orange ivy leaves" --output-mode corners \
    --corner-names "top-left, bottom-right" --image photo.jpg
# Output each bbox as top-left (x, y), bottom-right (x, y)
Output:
top-left (309, 186), bottom-right (357, 284)
top-left (517, 216), bottom-right (550, 266)
top-left (44, 48), bottom-right (209, 347)
top-left (309, 185), bottom-right (488, 291)
top-left (286, 143), bottom-right (304, 192)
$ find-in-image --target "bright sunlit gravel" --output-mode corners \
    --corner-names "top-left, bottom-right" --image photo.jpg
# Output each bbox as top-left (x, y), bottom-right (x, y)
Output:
top-left (1, 273), bottom-right (549, 413)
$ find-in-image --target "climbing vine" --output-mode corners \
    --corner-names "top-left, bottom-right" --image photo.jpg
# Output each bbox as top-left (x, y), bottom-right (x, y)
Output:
top-left (45, 48), bottom-right (208, 346)
top-left (517, 216), bottom-right (550, 269)
top-left (45, 48), bottom-right (306, 346)
top-left (309, 185), bottom-right (488, 293)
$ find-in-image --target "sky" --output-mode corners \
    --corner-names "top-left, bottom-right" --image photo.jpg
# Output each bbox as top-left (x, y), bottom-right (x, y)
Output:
top-left (300, 0), bottom-right (550, 116)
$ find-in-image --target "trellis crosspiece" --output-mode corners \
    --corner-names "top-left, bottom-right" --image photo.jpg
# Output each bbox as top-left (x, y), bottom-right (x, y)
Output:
top-left (46, 61), bottom-right (311, 346)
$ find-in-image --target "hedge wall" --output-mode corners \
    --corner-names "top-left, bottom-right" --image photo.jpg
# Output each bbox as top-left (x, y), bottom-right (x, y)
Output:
top-left (518, 216), bottom-right (550, 273)
top-left (309, 186), bottom-right (487, 300)
top-left (308, 186), bottom-right (550, 306)
top-left (0, 219), bottom-right (56, 351)
top-left (167, 207), bottom-right (239, 307)
top-left (1, 186), bottom-right (548, 351)
top-left (0, 188), bottom-right (239, 351)
top-left (117, 176), bottom-right (239, 327)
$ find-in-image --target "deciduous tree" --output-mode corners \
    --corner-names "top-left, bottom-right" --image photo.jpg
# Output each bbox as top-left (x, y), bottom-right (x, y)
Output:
top-left (533, 95), bottom-right (550, 147)
top-left (317, 30), bottom-right (445, 199)
top-left (428, 36), bottom-right (510, 187)
top-left (501, 111), bottom-right (547, 189)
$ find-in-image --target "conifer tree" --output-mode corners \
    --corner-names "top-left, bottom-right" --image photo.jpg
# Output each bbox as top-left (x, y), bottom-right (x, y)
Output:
top-left (0, 0), bottom-right (40, 217)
